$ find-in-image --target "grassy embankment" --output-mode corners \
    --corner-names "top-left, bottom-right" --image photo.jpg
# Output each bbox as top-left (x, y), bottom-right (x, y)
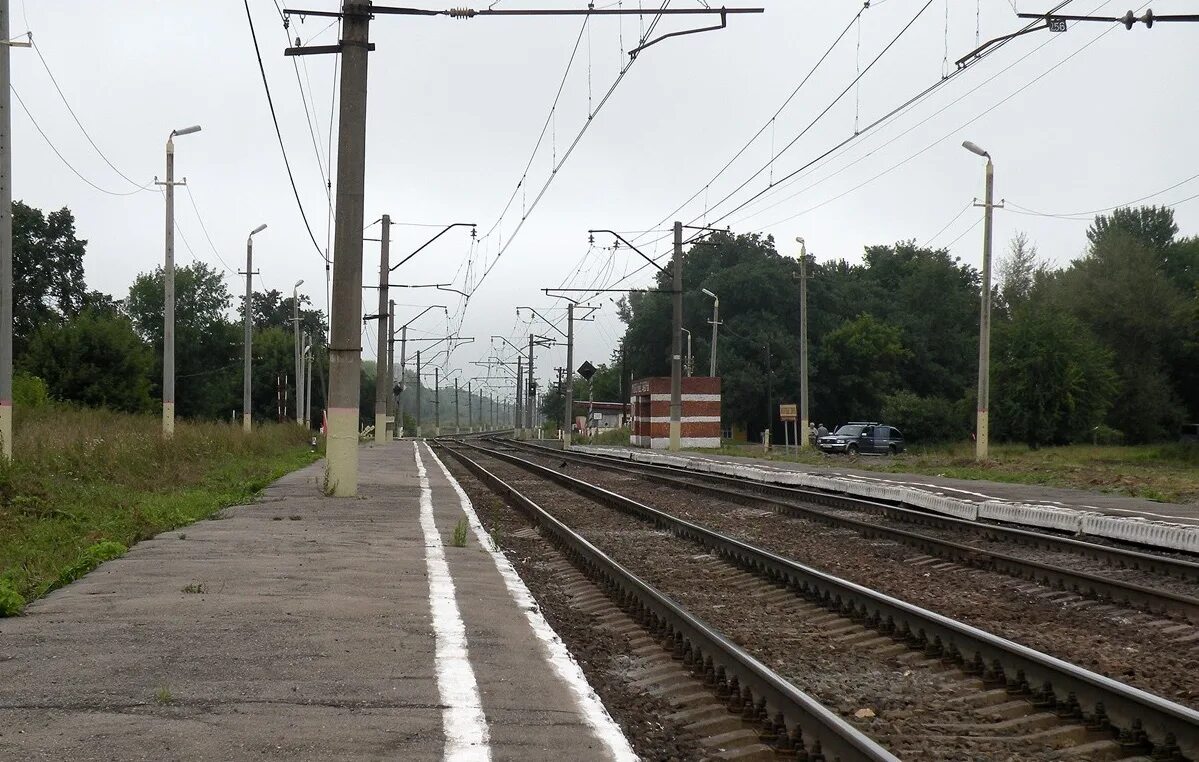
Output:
top-left (690, 441), bottom-right (1199, 504)
top-left (0, 407), bottom-right (319, 616)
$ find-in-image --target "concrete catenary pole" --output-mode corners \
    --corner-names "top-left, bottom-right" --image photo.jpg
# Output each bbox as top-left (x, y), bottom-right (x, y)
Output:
top-left (669, 221), bottom-right (683, 451)
top-left (374, 214), bottom-right (390, 443)
top-left (563, 303), bottom-right (574, 448)
top-left (526, 334), bottom-right (536, 432)
top-left (515, 356), bottom-right (523, 438)
top-left (325, 0), bottom-right (371, 495)
top-left (303, 333), bottom-right (313, 428)
top-left (0, 0), bottom-right (13, 461)
top-left (797, 237), bottom-right (809, 448)
top-left (454, 377), bottom-right (460, 433)
top-left (160, 124), bottom-right (201, 437)
top-left (415, 350), bottom-right (422, 437)
top-left (386, 299), bottom-right (395, 436)
top-left (397, 324), bottom-right (407, 436)
top-left (434, 366), bottom-right (440, 436)
top-left (467, 380), bottom-right (473, 432)
top-left (293, 279), bottom-right (304, 421)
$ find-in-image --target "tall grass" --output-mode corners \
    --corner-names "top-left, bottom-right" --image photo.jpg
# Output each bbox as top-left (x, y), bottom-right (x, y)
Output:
top-left (0, 406), bottom-right (317, 614)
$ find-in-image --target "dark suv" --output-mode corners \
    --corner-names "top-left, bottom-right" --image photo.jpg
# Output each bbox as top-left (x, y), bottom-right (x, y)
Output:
top-left (817, 422), bottom-right (905, 455)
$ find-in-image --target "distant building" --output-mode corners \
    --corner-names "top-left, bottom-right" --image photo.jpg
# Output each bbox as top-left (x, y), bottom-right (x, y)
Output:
top-left (573, 401), bottom-right (626, 433)
top-left (630, 376), bottom-right (721, 449)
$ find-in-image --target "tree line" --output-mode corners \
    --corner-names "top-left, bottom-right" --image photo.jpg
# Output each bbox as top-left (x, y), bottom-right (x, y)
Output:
top-left (612, 205), bottom-right (1199, 447)
top-left (9, 201), bottom-right (491, 428)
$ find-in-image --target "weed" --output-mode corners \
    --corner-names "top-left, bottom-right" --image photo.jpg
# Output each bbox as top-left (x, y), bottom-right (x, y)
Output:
top-left (0, 578), bottom-right (25, 617)
top-left (51, 540), bottom-right (127, 592)
top-left (489, 526), bottom-right (503, 552)
top-left (177, 533), bottom-right (186, 540)
top-left (154, 686), bottom-right (173, 705)
top-left (181, 582), bottom-right (206, 594)
top-left (451, 518), bottom-right (469, 548)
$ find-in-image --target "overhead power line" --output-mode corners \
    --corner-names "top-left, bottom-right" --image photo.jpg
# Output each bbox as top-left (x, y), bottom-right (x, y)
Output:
top-left (243, 0), bottom-right (330, 263)
top-left (1005, 172), bottom-right (1199, 220)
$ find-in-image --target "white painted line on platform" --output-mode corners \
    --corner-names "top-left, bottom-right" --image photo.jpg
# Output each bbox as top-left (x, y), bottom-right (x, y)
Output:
top-left (414, 443), bottom-right (491, 762)
top-left (424, 443), bottom-right (637, 762)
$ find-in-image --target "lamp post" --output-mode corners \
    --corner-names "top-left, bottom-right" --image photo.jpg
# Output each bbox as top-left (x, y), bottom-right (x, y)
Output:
top-left (796, 236), bottom-right (809, 448)
top-left (293, 279), bottom-right (304, 423)
top-left (159, 124), bottom-right (201, 437)
top-left (243, 223), bottom-right (267, 432)
top-left (963, 140), bottom-right (996, 461)
top-left (702, 288), bottom-right (719, 377)
top-left (302, 333), bottom-right (313, 428)
top-left (681, 328), bottom-right (693, 377)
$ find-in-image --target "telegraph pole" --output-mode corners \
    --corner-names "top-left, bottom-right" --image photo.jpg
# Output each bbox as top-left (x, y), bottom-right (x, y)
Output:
top-left (374, 214), bottom-right (390, 444)
top-left (669, 221), bottom-right (683, 451)
top-left (243, 224), bottom-right (266, 432)
top-left (323, 0), bottom-right (370, 494)
top-left (387, 299), bottom-right (395, 435)
top-left (563, 303), bottom-right (574, 447)
top-left (797, 237), bottom-right (809, 448)
top-left (0, 1), bottom-right (21, 461)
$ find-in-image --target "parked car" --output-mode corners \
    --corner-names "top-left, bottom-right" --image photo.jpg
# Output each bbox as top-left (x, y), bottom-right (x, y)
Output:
top-left (817, 422), bottom-right (905, 455)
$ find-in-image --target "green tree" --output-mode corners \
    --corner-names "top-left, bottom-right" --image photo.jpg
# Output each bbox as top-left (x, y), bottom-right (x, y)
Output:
top-left (12, 201), bottom-right (86, 357)
top-left (992, 306), bottom-right (1117, 448)
top-left (23, 311), bottom-right (153, 413)
top-left (1087, 205), bottom-right (1178, 255)
top-left (126, 262), bottom-right (240, 420)
top-left (815, 313), bottom-right (909, 425)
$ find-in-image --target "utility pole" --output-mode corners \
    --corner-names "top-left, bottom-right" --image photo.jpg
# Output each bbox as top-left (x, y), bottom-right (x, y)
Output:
top-left (467, 380), bottom-right (473, 432)
top-left (515, 356), bottom-right (523, 437)
top-left (0, 1), bottom-right (22, 461)
top-left (963, 140), bottom-right (999, 461)
top-left (303, 333), bottom-right (313, 428)
top-left (415, 350), bottom-right (422, 437)
top-left (797, 237), bottom-right (809, 448)
top-left (322, 0), bottom-right (370, 494)
top-left (293, 279), bottom-right (305, 422)
top-left (157, 124), bottom-right (201, 437)
top-left (387, 299), bottom-right (395, 435)
top-left (374, 214), bottom-right (390, 444)
top-left (526, 334), bottom-right (536, 432)
top-left (434, 367), bottom-right (441, 436)
top-left (669, 221), bottom-right (683, 451)
top-left (397, 324), bottom-right (407, 436)
top-left (703, 288), bottom-right (720, 378)
top-left (681, 328), bottom-right (693, 377)
top-left (454, 377), bottom-right (460, 433)
top-left (243, 224), bottom-right (267, 432)
top-left (563, 303), bottom-right (574, 447)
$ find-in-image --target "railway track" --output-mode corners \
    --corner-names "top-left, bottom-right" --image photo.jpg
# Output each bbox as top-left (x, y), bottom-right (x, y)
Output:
top-left (437, 443), bottom-right (899, 762)
top-left (442, 438), bottom-right (1199, 760)
top-left (501, 438), bottom-right (1199, 623)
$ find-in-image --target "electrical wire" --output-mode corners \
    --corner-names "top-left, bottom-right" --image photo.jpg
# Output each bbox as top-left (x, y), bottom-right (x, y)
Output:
top-left (29, 35), bottom-right (154, 192)
top-left (1005, 172), bottom-right (1199, 219)
top-left (921, 201), bottom-right (973, 247)
top-left (10, 84), bottom-right (151, 197)
top-left (183, 185), bottom-right (237, 275)
top-left (243, 0), bottom-right (330, 263)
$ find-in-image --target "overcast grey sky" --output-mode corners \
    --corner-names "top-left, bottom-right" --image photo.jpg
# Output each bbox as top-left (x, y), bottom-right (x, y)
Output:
top-left (11, 1), bottom-right (1199, 403)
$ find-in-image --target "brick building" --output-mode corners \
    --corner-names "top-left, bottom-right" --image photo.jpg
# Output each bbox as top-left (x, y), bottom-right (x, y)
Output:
top-left (630, 376), bottom-right (721, 449)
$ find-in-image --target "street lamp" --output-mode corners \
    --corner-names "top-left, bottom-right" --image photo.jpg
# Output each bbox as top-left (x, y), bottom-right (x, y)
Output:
top-left (701, 288), bottom-right (720, 377)
top-left (293, 279), bottom-right (305, 423)
top-left (159, 124), bottom-right (202, 437)
top-left (681, 328), bottom-right (693, 377)
top-left (962, 140), bottom-right (996, 461)
top-left (243, 223), bottom-right (267, 432)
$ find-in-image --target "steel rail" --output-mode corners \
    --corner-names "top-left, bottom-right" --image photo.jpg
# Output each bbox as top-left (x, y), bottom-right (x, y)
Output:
top-left (496, 439), bottom-right (1199, 623)
top-left (436, 443), bottom-right (899, 762)
top-left (459, 439), bottom-right (1199, 759)
top-left (507, 439), bottom-right (1199, 583)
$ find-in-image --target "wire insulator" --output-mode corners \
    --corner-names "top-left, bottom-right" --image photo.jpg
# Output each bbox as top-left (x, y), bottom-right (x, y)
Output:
top-left (449, 8), bottom-right (477, 19)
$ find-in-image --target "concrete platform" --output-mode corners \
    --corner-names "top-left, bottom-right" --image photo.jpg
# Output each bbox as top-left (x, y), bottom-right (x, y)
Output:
top-left (0, 441), bottom-right (633, 761)
top-left (575, 445), bottom-right (1199, 553)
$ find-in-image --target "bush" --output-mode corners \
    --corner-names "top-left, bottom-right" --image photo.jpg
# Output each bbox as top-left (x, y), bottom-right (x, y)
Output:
top-left (13, 373), bottom-right (49, 407)
top-left (882, 391), bottom-right (970, 443)
top-left (1091, 424), bottom-right (1125, 446)
top-left (0, 577), bottom-right (25, 616)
